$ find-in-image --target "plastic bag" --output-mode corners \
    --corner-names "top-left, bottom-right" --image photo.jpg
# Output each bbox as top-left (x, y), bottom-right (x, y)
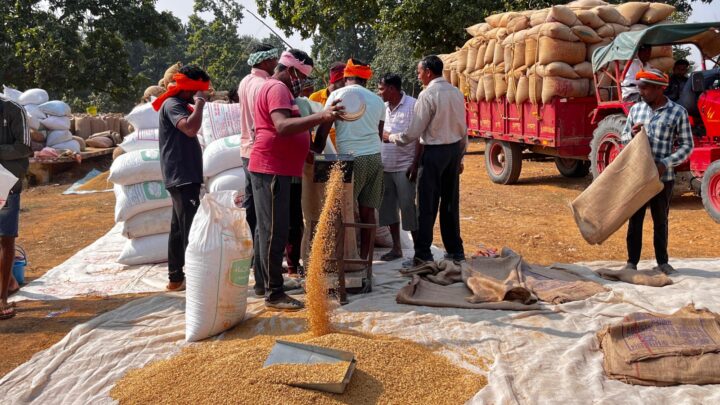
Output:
top-left (185, 191), bottom-right (252, 342)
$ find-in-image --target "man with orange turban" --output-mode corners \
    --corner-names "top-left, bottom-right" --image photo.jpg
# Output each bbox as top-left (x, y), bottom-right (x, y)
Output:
top-left (620, 67), bottom-right (694, 275)
top-left (154, 64), bottom-right (211, 291)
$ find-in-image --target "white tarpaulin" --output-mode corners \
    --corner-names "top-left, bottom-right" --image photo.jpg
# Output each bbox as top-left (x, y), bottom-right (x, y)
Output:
top-left (2, 251), bottom-right (719, 404)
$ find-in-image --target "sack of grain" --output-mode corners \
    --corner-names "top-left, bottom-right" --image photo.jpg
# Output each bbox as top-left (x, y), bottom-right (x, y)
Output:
top-left (73, 116), bottom-right (93, 139)
top-left (587, 38), bottom-right (613, 62)
top-left (530, 10), bottom-right (549, 27)
top-left (597, 23), bottom-right (630, 38)
top-left (486, 13), bottom-right (504, 28)
top-left (503, 46), bottom-right (513, 73)
top-left (525, 37), bottom-right (538, 67)
top-left (616, 2), bottom-right (650, 26)
top-left (451, 70), bottom-right (459, 87)
top-left (512, 40), bottom-right (526, 70)
top-left (117, 129), bottom-right (159, 152)
top-left (2, 85), bottom-right (22, 102)
top-left (493, 41), bottom-right (505, 65)
top-left (39, 100), bottom-right (71, 117)
top-left (575, 9), bottom-right (606, 29)
top-left (468, 76), bottom-right (479, 102)
top-left (648, 57), bottom-right (675, 73)
top-left (546, 5), bottom-right (581, 27)
top-left (109, 149), bottom-right (162, 186)
top-left (495, 28), bottom-right (509, 41)
top-left (118, 233), bottom-right (169, 266)
top-left (201, 102), bottom-right (242, 144)
top-left (571, 127), bottom-right (663, 245)
top-left (86, 136), bottom-right (114, 149)
top-left (642, 3), bottom-right (675, 24)
top-left (466, 22), bottom-right (489, 37)
top-left (46, 130), bottom-right (73, 146)
top-left (693, 29), bottom-right (720, 59)
top-left (529, 74), bottom-right (543, 104)
top-left (185, 191), bottom-right (253, 342)
top-left (41, 115), bottom-right (71, 131)
top-left (443, 68), bottom-right (452, 82)
top-left (203, 135), bottom-right (243, 178)
top-left (458, 72), bottom-right (469, 96)
top-left (542, 77), bottom-right (590, 103)
top-left (483, 72), bottom-right (496, 102)
top-left (507, 75), bottom-right (518, 104)
top-left (163, 62), bottom-right (182, 86)
top-left (541, 62), bottom-right (581, 79)
top-left (143, 86), bottom-right (165, 101)
top-left (572, 26), bottom-right (603, 44)
top-left (538, 37), bottom-right (587, 65)
top-left (114, 181), bottom-right (172, 222)
top-left (125, 102), bottom-right (159, 131)
top-left (484, 39), bottom-right (497, 65)
top-left (466, 47), bottom-right (478, 74)
top-left (72, 136), bottom-right (86, 152)
top-left (507, 15), bottom-right (530, 33)
top-left (207, 167), bottom-right (247, 194)
top-left (651, 45), bottom-right (673, 59)
top-left (476, 74), bottom-right (486, 101)
top-left (593, 6), bottom-right (629, 25)
top-left (475, 43), bottom-right (488, 71)
top-left (500, 12), bottom-right (521, 28)
top-left (51, 139), bottom-right (81, 153)
top-left (538, 22), bottom-right (580, 41)
top-left (574, 61), bottom-right (594, 79)
top-left (516, 76), bottom-right (530, 104)
top-left (456, 48), bottom-right (469, 73)
top-left (122, 207), bottom-right (172, 239)
top-left (494, 73), bottom-right (508, 98)
top-left (23, 105), bottom-right (44, 130)
top-left (567, 0), bottom-right (608, 8)
top-left (18, 89), bottom-right (49, 106)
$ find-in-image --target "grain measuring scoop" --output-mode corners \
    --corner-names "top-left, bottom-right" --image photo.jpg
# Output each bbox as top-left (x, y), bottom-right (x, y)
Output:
top-left (263, 340), bottom-right (356, 393)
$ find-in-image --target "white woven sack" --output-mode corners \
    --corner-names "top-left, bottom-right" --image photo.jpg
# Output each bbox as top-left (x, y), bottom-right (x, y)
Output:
top-left (109, 149), bottom-right (162, 186)
top-left (114, 181), bottom-right (172, 222)
top-left (117, 233), bottom-right (169, 266)
top-left (125, 102), bottom-right (159, 130)
top-left (46, 130), bottom-right (73, 146)
top-left (51, 139), bottom-right (81, 153)
top-left (41, 116), bottom-right (71, 131)
top-left (203, 135), bottom-right (243, 178)
top-left (39, 100), bottom-right (71, 117)
top-left (122, 206), bottom-right (172, 239)
top-left (201, 102), bottom-right (242, 144)
top-left (207, 167), bottom-right (246, 194)
top-left (18, 88), bottom-right (49, 106)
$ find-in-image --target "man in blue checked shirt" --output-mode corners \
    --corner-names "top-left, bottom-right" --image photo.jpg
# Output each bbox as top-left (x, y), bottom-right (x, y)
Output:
top-left (621, 67), bottom-right (694, 275)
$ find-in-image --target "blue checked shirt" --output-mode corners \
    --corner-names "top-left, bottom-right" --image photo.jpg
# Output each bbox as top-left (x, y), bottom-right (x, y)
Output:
top-left (621, 99), bottom-right (694, 182)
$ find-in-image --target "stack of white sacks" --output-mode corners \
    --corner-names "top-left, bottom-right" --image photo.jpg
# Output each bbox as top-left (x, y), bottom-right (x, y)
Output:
top-left (2, 85), bottom-right (79, 152)
top-left (110, 102), bottom-right (171, 266)
top-left (201, 102), bottom-right (245, 192)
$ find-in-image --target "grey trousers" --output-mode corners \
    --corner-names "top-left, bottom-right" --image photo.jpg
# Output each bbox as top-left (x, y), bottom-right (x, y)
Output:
top-left (251, 172), bottom-right (291, 300)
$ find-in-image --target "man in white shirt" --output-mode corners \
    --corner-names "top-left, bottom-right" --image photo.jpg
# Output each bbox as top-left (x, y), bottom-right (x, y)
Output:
top-left (377, 73), bottom-right (421, 262)
top-left (621, 45), bottom-right (652, 102)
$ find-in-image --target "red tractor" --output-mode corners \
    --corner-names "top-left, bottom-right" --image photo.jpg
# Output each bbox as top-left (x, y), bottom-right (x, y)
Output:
top-left (467, 22), bottom-right (720, 222)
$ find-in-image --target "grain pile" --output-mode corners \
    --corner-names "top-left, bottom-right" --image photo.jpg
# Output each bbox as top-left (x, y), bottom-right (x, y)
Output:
top-left (76, 171), bottom-right (111, 192)
top-left (306, 164), bottom-right (345, 336)
top-left (263, 362), bottom-right (350, 385)
top-left (447, 0), bottom-right (681, 104)
top-left (110, 312), bottom-right (487, 405)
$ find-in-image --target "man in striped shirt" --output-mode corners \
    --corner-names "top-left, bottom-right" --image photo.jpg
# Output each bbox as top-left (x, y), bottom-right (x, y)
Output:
top-left (621, 68), bottom-right (694, 275)
top-left (0, 94), bottom-right (32, 319)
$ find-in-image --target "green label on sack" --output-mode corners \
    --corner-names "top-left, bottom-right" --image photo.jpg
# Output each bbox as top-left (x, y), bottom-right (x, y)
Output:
top-left (140, 149), bottom-right (160, 161)
top-left (224, 136), bottom-right (241, 148)
top-left (229, 258), bottom-right (251, 286)
top-left (142, 181), bottom-right (169, 200)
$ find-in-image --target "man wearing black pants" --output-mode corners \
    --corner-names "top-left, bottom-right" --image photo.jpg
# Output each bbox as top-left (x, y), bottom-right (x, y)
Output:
top-left (153, 65), bottom-right (211, 291)
top-left (626, 181), bottom-right (673, 269)
top-left (385, 55), bottom-right (468, 264)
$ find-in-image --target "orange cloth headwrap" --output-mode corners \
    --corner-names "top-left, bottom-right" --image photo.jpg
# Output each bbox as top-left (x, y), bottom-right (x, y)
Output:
top-left (152, 73), bottom-right (211, 111)
top-left (344, 59), bottom-right (373, 80)
top-left (635, 69), bottom-right (669, 87)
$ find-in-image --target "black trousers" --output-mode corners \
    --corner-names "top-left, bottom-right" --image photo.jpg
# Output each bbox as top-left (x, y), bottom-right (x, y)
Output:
top-left (241, 157), bottom-right (262, 287)
top-left (415, 141), bottom-right (464, 261)
top-left (167, 183), bottom-right (201, 282)
top-left (627, 181), bottom-right (674, 266)
top-left (251, 172), bottom-right (291, 300)
top-left (286, 181), bottom-right (304, 272)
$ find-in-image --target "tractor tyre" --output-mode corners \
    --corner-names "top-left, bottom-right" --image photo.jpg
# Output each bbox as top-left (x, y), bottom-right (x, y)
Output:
top-left (701, 160), bottom-right (720, 223)
top-left (555, 158), bottom-right (590, 178)
top-left (485, 139), bottom-right (523, 185)
top-left (590, 114), bottom-right (626, 180)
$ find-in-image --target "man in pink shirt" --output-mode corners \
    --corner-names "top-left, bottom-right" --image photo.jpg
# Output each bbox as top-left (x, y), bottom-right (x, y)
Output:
top-left (250, 49), bottom-right (344, 310)
top-left (238, 44), bottom-right (278, 295)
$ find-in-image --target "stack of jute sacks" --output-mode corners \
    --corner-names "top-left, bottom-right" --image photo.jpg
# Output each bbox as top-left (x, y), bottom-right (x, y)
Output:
top-left (443, 1), bottom-right (678, 105)
top-left (110, 102), bottom-right (171, 266)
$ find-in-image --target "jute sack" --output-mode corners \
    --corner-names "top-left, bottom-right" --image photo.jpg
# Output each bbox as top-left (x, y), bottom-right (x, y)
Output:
top-left (466, 43), bottom-right (479, 73)
top-left (694, 30), bottom-right (720, 60)
top-left (572, 25), bottom-right (603, 44)
top-left (641, 3), bottom-right (675, 24)
top-left (443, 69), bottom-right (452, 82)
top-left (475, 43), bottom-right (488, 71)
top-left (493, 41), bottom-right (505, 65)
top-left (574, 61), bottom-right (594, 79)
top-left (503, 46), bottom-right (513, 73)
top-left (507, 15), bottom-right (530, 33)
top-left (541, 77), bottom-right (589, 103)
top-left (458, 72), bottom-right (469, 96)
top-left (484, 39), bottom-right (497, 65)
top-left (511, 37), bottom-right (526, 70)
top-left (122, 206), bottom-right (172, 239)
top-left (529, 74), bottom-right (543, 104)
top-left (506, 76), bottom-right (517, 104)
top-left (515, 76), bottom-right (530, 104)
top-left (567, 0), bottom-right (608, 9)
top-left (163, 62), bottom-right (182, 86)
top-left (598, 305), bottom-right (720, 386)
top-left (539, 62), bottom-right (580, 79)
top-left (538, 22), bottom-right (580, 41)
top-left (651, 45), bottom-right (673, 59)
top-left (575, 9), bottom-right (605, 29)
top-left (143, 86), bottom-right (165, 101)
top-left (466, 22), bottom-right (489, 37)
top-left (538, 37), bottom-right (587, 65)
top-left (597, 23), bottom-right (630, 38)
top-left (451, 70), bottom-right (459, 87)
top-left (494, 73), bottom-right (508, 98)
top-left (546, 5), bottom-right (581, 26)
top-left (456, 48), bottom-right (468, 73)
top-left (593, 5), bottom-right (629, 25)
top-left (648, 57), bottom-right (674, 73)
top-left (616, 2), bottom-right (650, 25)
top-left (486, 13), bottom-right (504, 28)
top-left (499, 12), bottom-right (521, 28)
top-left (570, 127), bottom-right (663, 245)
top-left (468, 75), bottom-right (480, 102)
top-left (587, 38), bottom-right (613, 62)
top-left (525, 36), bottom-right (538, 67)
top-left (483, 71), bottom-right (496, 102)
top-left (530, 10), bottom-right (549, 26)
top-left (476, 74), bottom-right (486, 101)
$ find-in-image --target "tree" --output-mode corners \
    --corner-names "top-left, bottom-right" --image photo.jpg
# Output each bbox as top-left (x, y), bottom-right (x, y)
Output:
top-left (371, 32), bottom-right (422, 97)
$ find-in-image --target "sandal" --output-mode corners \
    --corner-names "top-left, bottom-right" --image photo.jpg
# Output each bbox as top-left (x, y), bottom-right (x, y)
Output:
top-left (0, 304), bottom-right (16, 320)
top-left (380, 251), bottom-right (403, 262)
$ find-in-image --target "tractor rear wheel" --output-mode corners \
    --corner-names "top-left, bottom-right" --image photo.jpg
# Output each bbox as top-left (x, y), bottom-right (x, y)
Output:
top-left (485, 140), bottom-right (523, 184)
top-left (701, 160), bottom-right (720, 223)
top-left (590, 114), bottom-right (626, 179)
top-left (555, 158), bottom-right (590, 178)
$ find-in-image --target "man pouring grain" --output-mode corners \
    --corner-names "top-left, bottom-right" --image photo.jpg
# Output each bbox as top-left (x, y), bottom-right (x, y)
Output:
top-left (152, 65), bottom-right (211, 291)
top-left (621, 68), bottom-right (693, 275)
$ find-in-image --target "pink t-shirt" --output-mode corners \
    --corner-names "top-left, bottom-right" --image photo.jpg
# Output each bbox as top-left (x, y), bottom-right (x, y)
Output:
top-left (238, 68), bottom-right (271, 158)
top-left (249, 79), bottom-right (310, 177)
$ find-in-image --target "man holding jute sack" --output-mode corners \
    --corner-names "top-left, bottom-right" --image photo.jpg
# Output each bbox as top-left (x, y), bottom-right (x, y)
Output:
top-left (621, 68), bottom-right (694, 275)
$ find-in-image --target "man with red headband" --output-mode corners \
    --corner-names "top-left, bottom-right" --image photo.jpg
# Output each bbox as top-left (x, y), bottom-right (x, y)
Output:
top-left (621, 67), bottom-right (694, 275)
top-left (154, 64), bottom-right (211, 291)
top-left (315, 58), bottom-right (386, 262)
top-left (251, 49), bottom-right (343, 310)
